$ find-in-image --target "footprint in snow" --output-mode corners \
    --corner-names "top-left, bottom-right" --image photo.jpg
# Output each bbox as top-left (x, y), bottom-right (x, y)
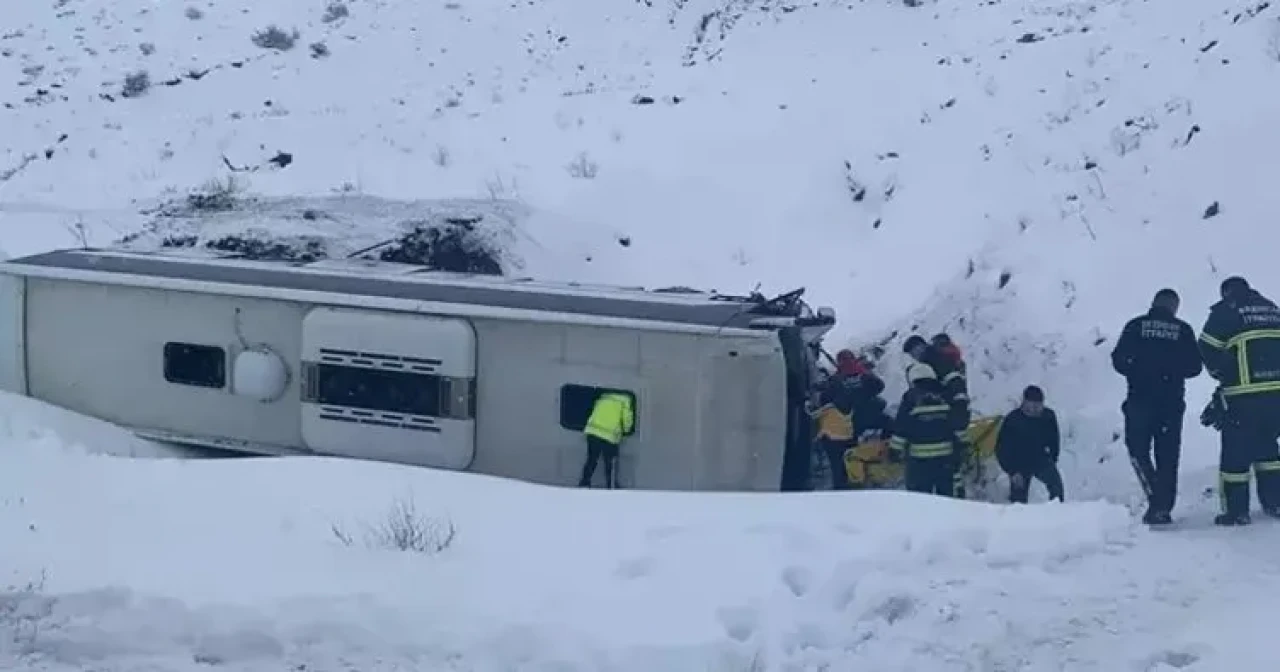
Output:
top-left (864, 593), bottom-right (919, 625)
top-left (832, 522), bottom-right (862, 535)
top-left (780, 565), bottom-right (812, 597)
top-left (715, 605), bottom-right (759, 643)
top-left (614, 556), bottom-right (655, 580)
top-left (643, 525), bottom-right (686, 542)
top-left (1143, 648), bottom-right (1202, 670)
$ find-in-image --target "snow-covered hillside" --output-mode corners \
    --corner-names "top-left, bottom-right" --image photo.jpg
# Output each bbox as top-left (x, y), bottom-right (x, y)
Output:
top-left (5, 0), bottom-right (1280, 666)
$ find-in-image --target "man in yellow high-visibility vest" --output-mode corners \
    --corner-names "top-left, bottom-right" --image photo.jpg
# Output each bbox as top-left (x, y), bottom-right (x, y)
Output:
top-left (579, 391), bottom-right (635, 488)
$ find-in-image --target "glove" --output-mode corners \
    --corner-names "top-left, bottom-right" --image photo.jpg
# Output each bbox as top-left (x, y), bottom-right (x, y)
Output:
top-left (887, 448), bottom-right (903, 463)
top-left (1198, 403), bottom-right (1216, 428)
top-left (1200, 390), bottom-right (1227, 430)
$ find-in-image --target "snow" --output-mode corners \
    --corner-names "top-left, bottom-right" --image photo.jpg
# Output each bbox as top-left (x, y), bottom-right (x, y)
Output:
top-left (3, 399), bottom-right (1278, 671)
top-left (4, 0), bottom-right (1280, 666)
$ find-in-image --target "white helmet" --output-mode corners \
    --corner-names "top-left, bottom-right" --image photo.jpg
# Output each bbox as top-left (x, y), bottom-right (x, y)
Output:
top-left (907, 362), bottom-right (937, 383)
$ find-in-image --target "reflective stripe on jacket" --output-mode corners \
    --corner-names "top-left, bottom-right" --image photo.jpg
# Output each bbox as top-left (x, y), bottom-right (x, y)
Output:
top-left (889, 389), bottom-right (957, 459)
top-left (584, 393), bottom-right (635, 444)
top-left (1199, 291), bottom-right (1280, 397)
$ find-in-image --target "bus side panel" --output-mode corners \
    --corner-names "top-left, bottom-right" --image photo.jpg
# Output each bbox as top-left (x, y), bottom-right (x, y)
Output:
top-left (0, 274), bottom-right (26, 395)
top-left (777, 326), bottom-right (817, 491)
top-left (697, 334), bottom-right (789, 491)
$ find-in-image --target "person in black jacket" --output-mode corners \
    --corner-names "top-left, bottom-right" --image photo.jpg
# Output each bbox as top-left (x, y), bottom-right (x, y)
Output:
top-left (1198, 277), bottom-right (1280, 526)
top-left (1110, 288), bottom-right (1203, 525)
top-left (903, 335), bottom-right (970, 421)
top-left (889, 363), bottom-right (965, 497)
top-left (810, 350), bottom-right (888, 489)
top-left (841, 351), bottom-right (892, 436)
top-left (905, 334), bottom-right (971, 496)
top-left (811, 368), bottom-right (858, 490)
top-left (995, 385), bottom-right (1064, 503)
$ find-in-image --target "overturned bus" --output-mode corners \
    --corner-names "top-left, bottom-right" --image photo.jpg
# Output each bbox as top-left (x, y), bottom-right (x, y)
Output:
top-left (0, 247), bottom-right (835, 491)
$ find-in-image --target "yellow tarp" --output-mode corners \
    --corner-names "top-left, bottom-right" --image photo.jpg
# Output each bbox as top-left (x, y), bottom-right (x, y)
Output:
top-left (843, 414), bottom-right (1003, 488)
top-left (967, 414), bottom-right (1002, 459)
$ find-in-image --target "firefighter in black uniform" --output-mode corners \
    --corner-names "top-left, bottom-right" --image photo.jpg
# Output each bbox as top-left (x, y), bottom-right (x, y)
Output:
top-left (904, 334), bottom-right (971, 496)
top-left (1197, 276), bottom-right (1280, 526)
top-left (1110, 288), bottom-right (1203, 525)
top-left (889, 363), bottom-right (964, 497)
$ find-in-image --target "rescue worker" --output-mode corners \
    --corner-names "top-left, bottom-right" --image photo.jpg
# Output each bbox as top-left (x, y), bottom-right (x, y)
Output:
top-left (931, 333), bottom-right (967, 376)
top-left (904, 334), bottom-right (971, 495)
top-left (811, 349), bottom-right (886, 489)
top-left (578, 390), bottom-right (635, 489)
top-left (1110, 288), bottom-right (1202, 525)
top-left (905, 334), bottom-right (970, 419)
top-left (811, 382), bottom-right (856, 490)
top-left (1198, 276), bottom-right (1280, 525)
top-left (889, 363), bottom-right (963, 496)
top-left (853, 383), bottom-right (893, 438)
top-left (834, 348), bottom-right (869, 380)
top-left (994, 385), bottom-right (1065, 503)
top-left (836, 350), bottom-right (891, 433)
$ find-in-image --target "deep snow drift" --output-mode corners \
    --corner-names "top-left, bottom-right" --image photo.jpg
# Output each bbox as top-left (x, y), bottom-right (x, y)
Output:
top-left (3, 395), bottom-right (1280, 671)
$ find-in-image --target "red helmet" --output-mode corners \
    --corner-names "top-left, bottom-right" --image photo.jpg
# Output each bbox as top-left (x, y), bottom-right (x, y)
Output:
top-left (835, 349), bottom-right (867, 376)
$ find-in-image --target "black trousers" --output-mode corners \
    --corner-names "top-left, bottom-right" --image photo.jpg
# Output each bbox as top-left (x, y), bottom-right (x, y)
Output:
top-left (905, 455), bottom-right (956, 497)
top-left (1122, 397), bottom-right (1184, 513)
top-left (579, 435), bottom-right (620, 488)
top-left (1218, 393), bottom-right (1280, 516)
top-left (1008, 462), bottom-right (1065, 503)
top-left (951, 437), bottom-right (968, 499)
top-left (820, 438), bottom-right (853, 490)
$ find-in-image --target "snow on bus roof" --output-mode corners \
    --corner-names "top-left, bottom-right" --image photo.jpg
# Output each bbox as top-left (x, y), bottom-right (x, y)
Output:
top-left (1, 248), bottom-right (777, 329)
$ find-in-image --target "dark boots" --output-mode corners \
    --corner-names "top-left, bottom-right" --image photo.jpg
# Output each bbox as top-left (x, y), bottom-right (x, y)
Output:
top-left (1216, 472), bottom-right (1252, 525)
top-left (1214, 394), bottom-right (1280, 526)
top-left (1215, 511), bottom-right (1251, 526)
top-left (1213, 466), bottom-right (1280, 526)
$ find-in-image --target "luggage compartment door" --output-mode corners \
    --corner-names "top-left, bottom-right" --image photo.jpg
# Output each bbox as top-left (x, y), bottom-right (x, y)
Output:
top-left (300, 307), bottom-right (476, 469)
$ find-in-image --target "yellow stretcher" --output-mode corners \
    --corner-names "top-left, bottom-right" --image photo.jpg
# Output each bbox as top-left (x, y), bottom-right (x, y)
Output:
top-left (842, 414), bottom-right (1003, 490)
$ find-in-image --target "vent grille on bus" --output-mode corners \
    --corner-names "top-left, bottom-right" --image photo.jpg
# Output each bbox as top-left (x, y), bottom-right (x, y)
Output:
top-left (315, 406), bottom-right (442, 433)
top-left (317, 347), bottom-right (441, 373)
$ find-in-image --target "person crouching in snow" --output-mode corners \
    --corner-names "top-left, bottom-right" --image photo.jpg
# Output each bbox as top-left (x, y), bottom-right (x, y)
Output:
top-left (995, 385), bottom-right (1065, 503)
top-left (579, 391), bottom-right (634, 488)
top-left (889, 363), bottom-right (964, 497)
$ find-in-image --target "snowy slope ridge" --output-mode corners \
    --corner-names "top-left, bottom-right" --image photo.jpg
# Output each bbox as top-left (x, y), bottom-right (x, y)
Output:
top-left (2, 1), bottom-right (1280, 485)
top-left (4, 399), bottom-right (1280, 671)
